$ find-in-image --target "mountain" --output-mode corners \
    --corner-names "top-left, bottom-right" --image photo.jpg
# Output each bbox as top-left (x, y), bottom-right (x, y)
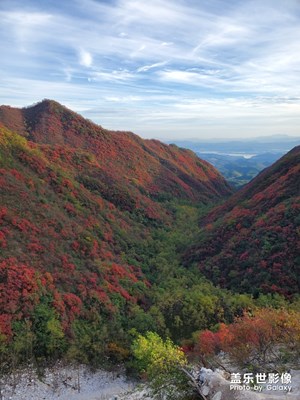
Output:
top-left (0, 100), bottom-right (231, 207)
top-left (184, 146), bottom-right (300, 296)
top-left (0, 100), bottom-right (232, 361)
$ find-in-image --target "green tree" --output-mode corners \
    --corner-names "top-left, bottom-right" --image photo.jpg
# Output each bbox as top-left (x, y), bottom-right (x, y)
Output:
top-left (32, 302), bottom-right (65, 359)
top-left (67, 315), bottom-right (108, 366)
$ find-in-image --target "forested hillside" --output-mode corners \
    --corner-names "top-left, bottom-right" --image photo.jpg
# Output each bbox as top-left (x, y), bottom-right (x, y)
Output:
top-left (0, 100), bottom-right (238, 367)
top-left (0, 100), bottom-right (299, 376)
top-left (0, 100), bottom-right (231, 206)
top-left (185, 146), bottom-right (300, 296)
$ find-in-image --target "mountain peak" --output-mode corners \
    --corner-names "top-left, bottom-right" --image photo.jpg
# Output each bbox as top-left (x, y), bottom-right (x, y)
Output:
top-left (24, 99), bottom-right (72, 114)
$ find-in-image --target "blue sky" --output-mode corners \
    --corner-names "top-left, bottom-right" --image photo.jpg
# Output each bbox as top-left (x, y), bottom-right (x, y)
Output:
top-left (1, 0), bottom-right (300, 139)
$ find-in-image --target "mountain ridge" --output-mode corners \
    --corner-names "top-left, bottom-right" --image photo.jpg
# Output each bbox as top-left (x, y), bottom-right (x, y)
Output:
top-left (0, 99), bottom-right (232, 205)
top-left (184, 145), bottom-right (300, 296)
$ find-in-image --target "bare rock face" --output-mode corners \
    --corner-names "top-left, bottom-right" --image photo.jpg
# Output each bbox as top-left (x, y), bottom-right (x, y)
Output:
top-left (212, 392), bottom-right (222, 400)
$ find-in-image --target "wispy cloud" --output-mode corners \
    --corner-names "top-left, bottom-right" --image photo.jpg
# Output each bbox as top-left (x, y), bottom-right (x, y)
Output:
top-left (137, 61), bottom-right (168, 73)
top-left (0, 0), bottom-right (300, 139)
top-left (89, 69), bottom-right (135, 82)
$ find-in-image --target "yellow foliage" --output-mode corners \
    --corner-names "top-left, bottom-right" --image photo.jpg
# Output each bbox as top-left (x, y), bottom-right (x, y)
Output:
top-left (132, 331), bottom-right (187, 376)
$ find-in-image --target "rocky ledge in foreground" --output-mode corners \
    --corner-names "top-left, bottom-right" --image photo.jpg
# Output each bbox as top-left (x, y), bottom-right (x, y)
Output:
top-left (1, 364), bottom-right (300, 400)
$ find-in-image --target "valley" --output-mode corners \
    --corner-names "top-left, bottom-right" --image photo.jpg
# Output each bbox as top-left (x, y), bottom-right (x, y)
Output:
top-left (0, 100), bottom-right (299, 399)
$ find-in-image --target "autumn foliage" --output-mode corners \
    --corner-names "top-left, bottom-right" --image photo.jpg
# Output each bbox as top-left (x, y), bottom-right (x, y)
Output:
top-left (0, 100), bottom-right (234, 366)
top-left (0, 100), bottom-right (298, 371)
top-left (185, 146), bottom-right (300, 296)
top-left (197, 308), bottom-right (300, 368)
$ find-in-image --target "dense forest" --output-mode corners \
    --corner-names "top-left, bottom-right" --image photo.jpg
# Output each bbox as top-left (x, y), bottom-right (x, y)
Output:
top-left (185, 146), bottom-right (300, 296)
top-left (0, 100), bottom-right (299, 380)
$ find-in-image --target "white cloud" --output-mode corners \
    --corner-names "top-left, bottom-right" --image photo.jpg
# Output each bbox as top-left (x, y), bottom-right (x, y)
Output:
top-left (79, 49), bottom-right (93, 67)
top-left (158, 69), bottom-right (219, 86)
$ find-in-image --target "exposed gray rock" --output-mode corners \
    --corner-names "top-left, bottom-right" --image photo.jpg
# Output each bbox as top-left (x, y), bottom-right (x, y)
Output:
top-left (202, 385), bottom-right (210, 396)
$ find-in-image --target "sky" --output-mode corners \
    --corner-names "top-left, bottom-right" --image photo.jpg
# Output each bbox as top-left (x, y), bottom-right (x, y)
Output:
top-left (1, 0), bottom-right (300, 140)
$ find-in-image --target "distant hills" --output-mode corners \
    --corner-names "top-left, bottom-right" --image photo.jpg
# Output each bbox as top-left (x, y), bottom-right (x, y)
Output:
top-left (169, 135), bottom-right (300, 152)
top-left (184, 146), bottom-right (300, 296)
top-left (168, 136), bottom-right (300, 187)
top-left (197, 152), bottom-right (282, 187)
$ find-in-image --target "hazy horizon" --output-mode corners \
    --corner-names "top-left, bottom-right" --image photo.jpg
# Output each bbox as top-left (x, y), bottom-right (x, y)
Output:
top-left (1, 0), bottom-right (300, 140)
